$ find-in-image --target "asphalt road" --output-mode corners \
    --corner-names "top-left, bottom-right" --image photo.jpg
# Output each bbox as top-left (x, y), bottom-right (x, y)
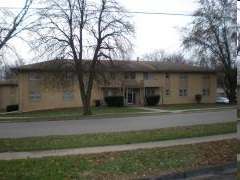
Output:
top-left (0, 109), bottom-right (236, 138)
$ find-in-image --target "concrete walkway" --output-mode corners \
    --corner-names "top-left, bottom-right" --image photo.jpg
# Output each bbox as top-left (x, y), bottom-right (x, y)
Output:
top-left (0, 133), bottom-right (236, 160)
top-left (237, 154), bottom-right (240, 161)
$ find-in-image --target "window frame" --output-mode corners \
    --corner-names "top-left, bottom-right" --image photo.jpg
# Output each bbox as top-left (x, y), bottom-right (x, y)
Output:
top-left (62, 90), bottom-right (74, 101)
top-left (124, 72), bottom-right (135, 80)
top-left (29, 90), bottom-right (41, 101)
top-left (29, 72), bottom-right (41, 80)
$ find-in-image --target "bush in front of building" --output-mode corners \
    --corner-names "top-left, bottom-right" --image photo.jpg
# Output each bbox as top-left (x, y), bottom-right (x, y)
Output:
top-left (104, 96), bottom-right (124, 107)
top-left (195, 94), bottom-right (202, 103)
top-left (6, 104), bottom-right (19, 112)
top-left (145, 95), bottom-right (160, 106)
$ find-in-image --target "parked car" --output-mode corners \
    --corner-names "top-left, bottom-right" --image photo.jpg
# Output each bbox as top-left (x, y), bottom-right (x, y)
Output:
top-left (216, 97), bottom-right (229, 104)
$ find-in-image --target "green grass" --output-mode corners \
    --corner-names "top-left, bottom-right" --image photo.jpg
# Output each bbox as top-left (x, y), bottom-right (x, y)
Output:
top-left (155, 103), bottom-right (235, 110)
top-left (0, 139), bottom-right (235, 179)
top-left (0, 106), bottom-right (150, 119)
top-left (0, 122), bottom-right (236, 152)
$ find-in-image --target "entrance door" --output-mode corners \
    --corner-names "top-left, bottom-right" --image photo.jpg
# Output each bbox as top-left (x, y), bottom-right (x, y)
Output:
top-left (125, 88), bottom-right (135, 104)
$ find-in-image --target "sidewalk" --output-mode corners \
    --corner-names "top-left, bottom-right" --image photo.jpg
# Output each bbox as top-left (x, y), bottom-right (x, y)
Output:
top-left (0, 133), bottom-right (236, 160)
top-left (135, 106), bottom-right (236, 114)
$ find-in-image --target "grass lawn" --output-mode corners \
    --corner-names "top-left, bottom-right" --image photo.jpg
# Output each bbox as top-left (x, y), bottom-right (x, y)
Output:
top-left (155, 103), bottom-right (235, 110)
top-left (0, 139), bottom-right (235, 179)
top-left (0, 106), bottom-right (150, 120)
top-left (0, 122), bottom-right (236, 152)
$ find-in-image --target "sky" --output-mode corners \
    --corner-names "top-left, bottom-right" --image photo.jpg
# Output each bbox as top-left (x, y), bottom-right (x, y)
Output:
top-left (0, 0), bottom-right (199, 64)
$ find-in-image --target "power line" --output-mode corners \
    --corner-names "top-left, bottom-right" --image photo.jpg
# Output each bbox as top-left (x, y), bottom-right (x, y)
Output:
top-left (0, 6), bottom-right (194, 16)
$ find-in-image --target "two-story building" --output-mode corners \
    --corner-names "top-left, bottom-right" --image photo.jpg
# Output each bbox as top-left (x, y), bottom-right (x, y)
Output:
top-left (15, 59), bottom-right (217, 112)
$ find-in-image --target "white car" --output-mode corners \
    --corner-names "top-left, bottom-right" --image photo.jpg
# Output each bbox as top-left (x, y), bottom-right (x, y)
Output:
top-left (216, 97), bottom-right (229, 104)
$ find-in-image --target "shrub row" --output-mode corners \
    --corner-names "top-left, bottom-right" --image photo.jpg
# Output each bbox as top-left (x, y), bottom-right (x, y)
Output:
top-left (104, 96), bottom-right (124, 107)
top-left (6, 104), bottom-right (19, 112)
top-left (145, 95), bottom-right (160, 106)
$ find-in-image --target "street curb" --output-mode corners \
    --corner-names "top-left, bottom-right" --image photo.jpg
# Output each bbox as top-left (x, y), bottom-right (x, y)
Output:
top-left (138, 162), bottom-right (237, 180)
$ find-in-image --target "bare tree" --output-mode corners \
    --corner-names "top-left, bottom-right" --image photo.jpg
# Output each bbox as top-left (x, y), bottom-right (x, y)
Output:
top-left (0, 0), bottom-right (33, 63)
top-left (32, 0), bottom-right (134, 115)
top-left (182, 0), bottom-right (237, 103)
top-left (142, 49), bottom-right (196, 65)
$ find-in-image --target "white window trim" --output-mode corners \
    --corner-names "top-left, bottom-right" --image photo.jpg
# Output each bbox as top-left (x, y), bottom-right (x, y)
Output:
top-left (29, 90), bottom-right (41, 101)
top-left (62, 90), bottom-right (74, 101)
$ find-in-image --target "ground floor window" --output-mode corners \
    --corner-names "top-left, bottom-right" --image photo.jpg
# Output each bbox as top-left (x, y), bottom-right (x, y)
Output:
top-left (202, 88), bottom-right (210, 96)
top-left (62, 90), bottom-right (74, 101)
top-left (165, 89), bottom-right (170, 96)
top-left (179, 88), bottom-right (187, 96)
top-left (145, 88), bottom-right (154, 97)
top-left (29, 90), bottom-right (41, 101)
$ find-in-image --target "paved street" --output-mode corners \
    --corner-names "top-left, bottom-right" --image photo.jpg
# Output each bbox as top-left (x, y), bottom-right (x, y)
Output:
top-left (0, 109), bottom-right (236, 138)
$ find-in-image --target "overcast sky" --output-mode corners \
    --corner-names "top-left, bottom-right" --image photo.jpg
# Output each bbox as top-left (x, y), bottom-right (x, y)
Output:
top-left (0, 0), bottom-right (199, 63)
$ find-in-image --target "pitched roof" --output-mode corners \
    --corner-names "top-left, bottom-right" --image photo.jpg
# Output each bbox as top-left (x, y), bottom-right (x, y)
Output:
top-left (14, 59), bottom-right (216, 73)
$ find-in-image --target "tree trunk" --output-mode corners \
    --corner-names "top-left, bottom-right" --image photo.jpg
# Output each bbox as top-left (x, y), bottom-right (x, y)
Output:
top-left (82, 97), bottom-right (92, 115)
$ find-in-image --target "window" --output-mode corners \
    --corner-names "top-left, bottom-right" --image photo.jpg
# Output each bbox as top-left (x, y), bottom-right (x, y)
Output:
top-left (29, 90), bottom-right (41, 101)
top-left (179, 89), bottom-right (187, 96)
top-left (166, 73), bottom-right (170, 78)
top-left (203, 74), bottom-right (210, 80)
top-left (62, 90), bottom-right (74, 101)
top-left (63, 72), bottom-right (74, 80)
top-left (109, 72), bottom-right (116, 80)
top-left (29, 72), bottom-right (41, 80)
top-left (145, 88), bottom-right (154, 97)
top-left (203, 88), bottom-right (210, 96)
top-left (179, 73), bottom-right (187, 80)
top-left (143, 72), bottom-right (154, 80)
top-left (124, 72), bottom-right (135, 79)
top-left (165, 89), bottom-right (170, 96)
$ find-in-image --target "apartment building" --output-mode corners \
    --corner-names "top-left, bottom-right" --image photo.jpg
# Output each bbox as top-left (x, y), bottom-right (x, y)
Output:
top-left (15, 60), bottom-right (217, 112)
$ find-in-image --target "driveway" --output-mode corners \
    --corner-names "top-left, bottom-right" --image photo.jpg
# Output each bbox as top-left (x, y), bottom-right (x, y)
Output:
top-left (0, 109), bottom-right (236, 138)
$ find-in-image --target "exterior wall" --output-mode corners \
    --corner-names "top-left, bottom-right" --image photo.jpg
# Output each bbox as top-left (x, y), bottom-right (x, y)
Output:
top-left (19, 71), bottom-right (100, 112)
top-left (162, 73), bottom-right (216, 104)
top-left (18, 70), bottom-right (217, 112)
top-left (0, 84), bottom-right (18, 109)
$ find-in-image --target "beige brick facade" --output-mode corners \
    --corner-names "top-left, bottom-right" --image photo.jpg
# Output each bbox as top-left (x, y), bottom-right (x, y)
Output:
top-left (14, 60), bottom-right (217, 112)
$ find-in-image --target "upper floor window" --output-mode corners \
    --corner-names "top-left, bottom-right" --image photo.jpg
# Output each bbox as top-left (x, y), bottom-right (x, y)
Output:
top-left (143, 72), bottom-right (154, 80)
top-left (179, 73), bottom-right (187, 80)
top-left (29, 72), bottom-right (41, 80)
top-left (109, 72), bottom-right (116, 80)
top-left (203, 74), bottom-right (210, 80)
top-left (124, 72), bottom-right (135, 79)
top-left (63, 72), bottom-right (74, 80)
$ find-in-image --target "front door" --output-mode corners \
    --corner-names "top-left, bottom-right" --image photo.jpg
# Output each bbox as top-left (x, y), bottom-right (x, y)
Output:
top-left (125, 88), bottom-right (135, 104)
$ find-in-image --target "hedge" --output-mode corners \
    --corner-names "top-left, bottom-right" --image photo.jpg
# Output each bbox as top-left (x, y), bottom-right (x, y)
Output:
top-left (146, 95), bottom-right (160, 106)
top-left (104, 96), bottom-right (124, 107)
top-left (6, 104), bottom-right (19, 112)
